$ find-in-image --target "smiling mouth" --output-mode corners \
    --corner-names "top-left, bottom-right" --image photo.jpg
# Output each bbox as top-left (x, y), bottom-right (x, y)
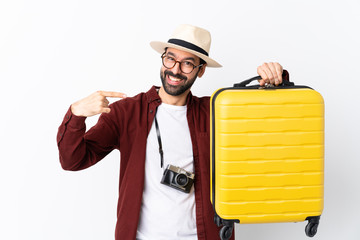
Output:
top-left (169, 75), bottom-right (182, 82)
top-left (166, 74), bottom-right (186, 86)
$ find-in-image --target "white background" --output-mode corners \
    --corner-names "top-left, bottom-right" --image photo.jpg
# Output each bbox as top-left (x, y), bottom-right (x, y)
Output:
top-left (1, 0), bottom-right (359, 239)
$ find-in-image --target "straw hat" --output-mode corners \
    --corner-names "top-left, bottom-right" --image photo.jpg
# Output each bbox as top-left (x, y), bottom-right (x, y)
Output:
top-left (150, 24), bottom-right (222, 68)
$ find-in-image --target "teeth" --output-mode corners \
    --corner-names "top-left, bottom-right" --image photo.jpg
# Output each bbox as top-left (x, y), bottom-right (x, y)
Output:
top-left (169, 75), bottom-right (181, 82)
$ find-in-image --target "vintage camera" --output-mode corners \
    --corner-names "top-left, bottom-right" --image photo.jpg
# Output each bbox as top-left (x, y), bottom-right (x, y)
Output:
top-left (161, 164), bottom-right (195, 193)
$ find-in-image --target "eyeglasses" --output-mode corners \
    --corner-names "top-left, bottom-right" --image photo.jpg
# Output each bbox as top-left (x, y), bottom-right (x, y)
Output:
top-left (161, 53), bottom-right (203, 74)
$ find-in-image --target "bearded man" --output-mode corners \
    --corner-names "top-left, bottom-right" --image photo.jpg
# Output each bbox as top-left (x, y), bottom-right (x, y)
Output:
top-left (57, 24), bottom-right (286, 239)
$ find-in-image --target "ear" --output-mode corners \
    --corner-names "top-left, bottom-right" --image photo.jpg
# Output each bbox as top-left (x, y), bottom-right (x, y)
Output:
top-left (197, 64), bottom-right (207, 78)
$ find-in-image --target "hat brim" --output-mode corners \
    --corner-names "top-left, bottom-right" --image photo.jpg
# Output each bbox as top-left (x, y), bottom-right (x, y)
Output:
top-left (150, 41), bottom-right (222, 68)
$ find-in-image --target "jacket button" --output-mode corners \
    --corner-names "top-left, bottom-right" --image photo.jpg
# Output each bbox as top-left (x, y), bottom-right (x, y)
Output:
top-left (150, 110), bottom-right (153, 113)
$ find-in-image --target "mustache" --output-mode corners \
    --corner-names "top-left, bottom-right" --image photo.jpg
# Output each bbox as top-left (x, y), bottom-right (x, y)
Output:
top-left (164, 70), bottom-right (187, 81)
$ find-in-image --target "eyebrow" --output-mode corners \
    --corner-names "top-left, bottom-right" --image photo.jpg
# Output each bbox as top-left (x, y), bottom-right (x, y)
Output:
top-left (166, 51), bottom-right (196, 63)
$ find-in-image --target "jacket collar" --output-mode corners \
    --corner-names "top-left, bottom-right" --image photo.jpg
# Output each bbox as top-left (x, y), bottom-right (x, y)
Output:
top-left (145, 86), bottom-right (161, 103)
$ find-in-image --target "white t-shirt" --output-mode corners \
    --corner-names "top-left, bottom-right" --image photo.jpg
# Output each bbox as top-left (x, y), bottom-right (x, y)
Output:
top-left (136, 103), bottom-right (197, 240)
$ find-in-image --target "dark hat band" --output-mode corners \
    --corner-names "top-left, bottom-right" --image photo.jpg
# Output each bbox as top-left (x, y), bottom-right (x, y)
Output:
top-left (168, 39), bottom-right (209, 56)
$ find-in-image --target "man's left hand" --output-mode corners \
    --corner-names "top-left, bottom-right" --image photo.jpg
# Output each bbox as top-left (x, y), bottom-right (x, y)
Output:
top-left (257, 62), bottom-right (283, 86)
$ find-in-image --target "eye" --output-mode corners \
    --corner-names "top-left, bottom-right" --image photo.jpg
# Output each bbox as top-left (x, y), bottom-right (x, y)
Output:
top-left (182, 61), bottom-right (194, 67)
top-left (166, 56), bottom-right (175, 62)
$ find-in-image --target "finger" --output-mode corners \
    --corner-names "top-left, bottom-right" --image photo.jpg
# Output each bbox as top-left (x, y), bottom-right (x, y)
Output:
top-left (103, 98), bottom-right (110, 106)
top-left (99, 91), bottom-right (127, 98)
top-left (101, 107), bottom-right (111, 114)
top-left (258, 79), bottom-right (266, 86)
top-left (274, 62), bottom-right (283, 84)
top-left (266, 62), bottom-right (279, 85)
top-left (257, 65), bottom-right (269, 86)
top-left (101, 102), bottom-right (110, 109)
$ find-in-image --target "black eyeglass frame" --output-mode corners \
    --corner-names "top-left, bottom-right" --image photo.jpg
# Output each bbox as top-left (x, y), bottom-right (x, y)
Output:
top-left (161, 53), bottom-right (204, 74)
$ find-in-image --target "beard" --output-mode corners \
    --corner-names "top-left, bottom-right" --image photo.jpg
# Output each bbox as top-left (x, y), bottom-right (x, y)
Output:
top-left (160, 69), bottom-right (199, 96)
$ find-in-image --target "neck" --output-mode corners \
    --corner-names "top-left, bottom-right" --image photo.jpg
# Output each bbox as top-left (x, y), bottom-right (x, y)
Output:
top-left (158, 87), bottom-right (189, 106)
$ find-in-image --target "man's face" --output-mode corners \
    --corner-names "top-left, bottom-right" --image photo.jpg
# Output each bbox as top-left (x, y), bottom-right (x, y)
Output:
top-left (160, 48), bottom-right (205, 96)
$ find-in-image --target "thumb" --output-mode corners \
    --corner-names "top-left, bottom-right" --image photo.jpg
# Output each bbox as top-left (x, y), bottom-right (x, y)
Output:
top-left (259, 79), bottom-right (266, 86)
top-left (101, 107), bottom-right (111, 114)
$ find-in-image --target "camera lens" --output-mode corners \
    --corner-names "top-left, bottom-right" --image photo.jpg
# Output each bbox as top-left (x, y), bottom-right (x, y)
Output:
top-left (175, 173), bottom-right (188, 187)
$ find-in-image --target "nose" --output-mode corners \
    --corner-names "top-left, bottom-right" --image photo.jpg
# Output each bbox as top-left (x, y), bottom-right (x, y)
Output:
top-left (171, 61), bottom-right (182, 74)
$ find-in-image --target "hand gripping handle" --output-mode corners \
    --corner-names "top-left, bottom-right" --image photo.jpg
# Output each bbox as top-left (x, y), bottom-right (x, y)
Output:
top-left (233, 76), bottom-right (294, 88)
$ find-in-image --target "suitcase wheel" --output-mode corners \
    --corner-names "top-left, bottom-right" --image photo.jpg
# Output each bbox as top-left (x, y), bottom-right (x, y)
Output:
top-left (220, 225), bottom-right (233, 240)
top-left (305, 222), bottom-right (318, 237)
top-left (305, 216), bottom-right (320, 237)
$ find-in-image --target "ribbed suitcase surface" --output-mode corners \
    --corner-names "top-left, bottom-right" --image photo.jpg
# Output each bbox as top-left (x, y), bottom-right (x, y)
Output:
top-left (210, 84), bottom-right (324, 239)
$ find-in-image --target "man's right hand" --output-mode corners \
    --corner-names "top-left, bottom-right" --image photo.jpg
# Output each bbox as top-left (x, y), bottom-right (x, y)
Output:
top-left (71, 91), bottom-right (127, 117)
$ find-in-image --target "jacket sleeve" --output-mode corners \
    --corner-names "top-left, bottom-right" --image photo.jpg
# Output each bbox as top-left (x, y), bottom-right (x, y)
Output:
top-left (56, 105), bottom-right (120, 171)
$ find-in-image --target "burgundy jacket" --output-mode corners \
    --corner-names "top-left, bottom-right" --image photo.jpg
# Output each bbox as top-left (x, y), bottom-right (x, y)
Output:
top-left (57, 86), bottom-right (230, 239)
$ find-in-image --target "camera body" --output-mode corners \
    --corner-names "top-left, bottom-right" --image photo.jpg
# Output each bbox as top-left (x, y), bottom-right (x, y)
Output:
top-left (161, 164), bottom-right (195, 193)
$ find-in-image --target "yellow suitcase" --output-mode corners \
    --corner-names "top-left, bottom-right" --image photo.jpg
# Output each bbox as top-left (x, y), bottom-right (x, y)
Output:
top-left (210, 76), bottom-right (324, 240)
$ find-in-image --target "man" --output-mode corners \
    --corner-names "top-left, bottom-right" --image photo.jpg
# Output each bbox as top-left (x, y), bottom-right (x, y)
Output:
top-left (57, 24), bottom-right (287, 239)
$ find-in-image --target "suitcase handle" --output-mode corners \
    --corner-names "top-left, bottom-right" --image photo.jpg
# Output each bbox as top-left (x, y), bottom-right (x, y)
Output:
top-left (233, 75), bottom-right (294, 88)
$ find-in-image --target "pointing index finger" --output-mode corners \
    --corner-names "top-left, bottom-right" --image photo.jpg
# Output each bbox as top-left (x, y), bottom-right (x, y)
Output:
top-left (100, 91), bottom-right (127, 98)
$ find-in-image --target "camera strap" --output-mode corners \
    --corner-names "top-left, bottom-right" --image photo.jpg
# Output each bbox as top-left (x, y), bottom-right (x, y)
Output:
top-left (154, 110), bottom-right (164, 168)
